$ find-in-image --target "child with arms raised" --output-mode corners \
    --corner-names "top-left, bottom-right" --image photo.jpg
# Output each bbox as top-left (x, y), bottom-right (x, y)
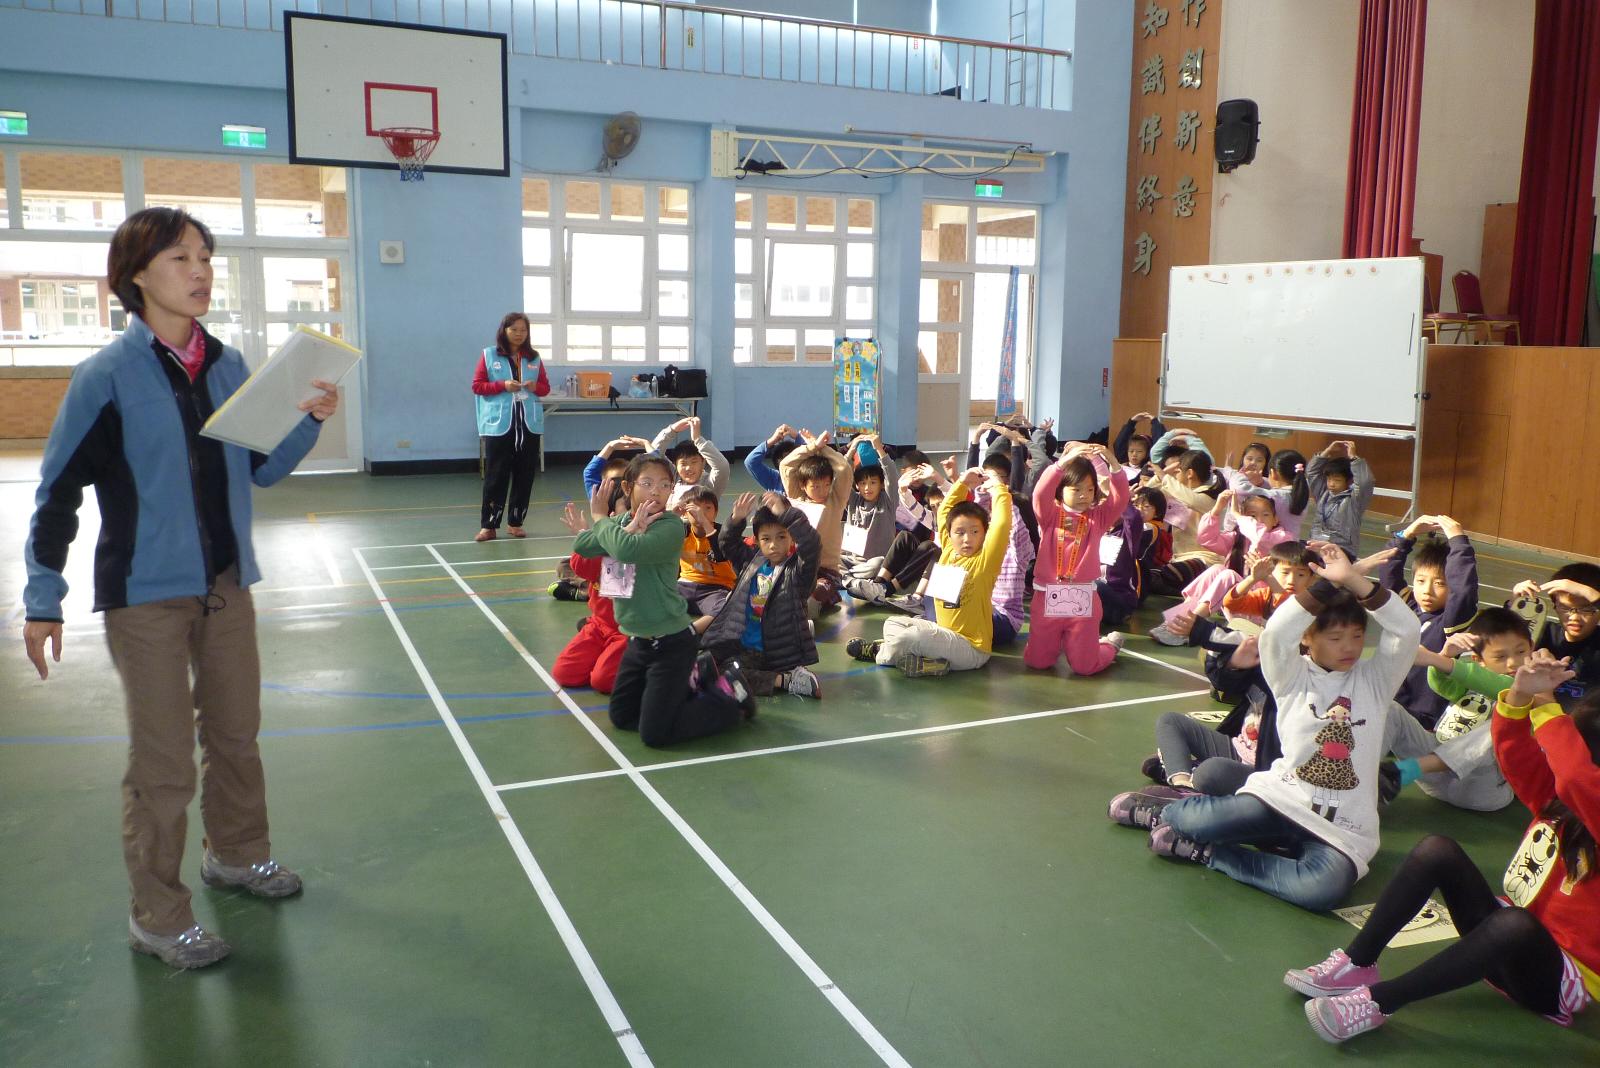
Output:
top-left (1024, 441), bottom-right (1130, 675)
top-left (848, 468), bottom-right (1012, 676)
top-left (553, 481), bottom-right (630, 693)
top-left (1510, 563), bottom-right (1600, 700)
top-left (1284, 652), bottom-right (1599, 1043)
top-left (1307, 440), bottom-right (1375, 559)
top-left (1378, 514), bottom-right (1479, 728)
top-left (702, 490), bottom-right (823, 700)
top-left (841, 433), bottom-right (899, 569)
top-left (673, 487), bottom-right (737, 629)
top-left (779, 429), bottom-right (852, 609)
top-left (572, 456), bottom-right (753, 747)
top-left (650, 416), bottom-right (729, 507)
top-left (1133, 542), bottom-right (1430, 912)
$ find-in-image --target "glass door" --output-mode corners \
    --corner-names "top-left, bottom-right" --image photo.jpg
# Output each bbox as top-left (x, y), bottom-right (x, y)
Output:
top-left (202, 249), bottom-right (362, 471)
top-left (916, 270), bottom-right (971, 454)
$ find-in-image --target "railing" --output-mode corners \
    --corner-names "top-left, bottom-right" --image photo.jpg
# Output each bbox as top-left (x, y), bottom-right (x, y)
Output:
top-left (8, 0), bottom-right (1071, 110)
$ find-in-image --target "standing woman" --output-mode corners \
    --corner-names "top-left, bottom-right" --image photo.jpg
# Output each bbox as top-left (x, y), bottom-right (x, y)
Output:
top-left (21, 207), bottom-right (339, 969)
top-left (473, 312), bottom-right (549, 541)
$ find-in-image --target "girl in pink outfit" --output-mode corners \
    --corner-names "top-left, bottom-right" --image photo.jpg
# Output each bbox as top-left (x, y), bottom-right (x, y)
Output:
top-left (1025, 442), bottom-right (1131, 675)
top-left (1157, 491), bottom-right (1295, 639)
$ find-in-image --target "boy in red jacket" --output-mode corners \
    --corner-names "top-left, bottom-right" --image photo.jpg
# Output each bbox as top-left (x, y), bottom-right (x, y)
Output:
top-left (551, 490), bottom-right (629, 694)
top-left (1282, 653), bottom-right (1599, 1043)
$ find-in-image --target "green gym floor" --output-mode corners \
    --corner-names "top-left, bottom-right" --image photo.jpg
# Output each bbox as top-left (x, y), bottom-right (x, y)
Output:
top-left (3, 456), bottom-right (1597, 1067)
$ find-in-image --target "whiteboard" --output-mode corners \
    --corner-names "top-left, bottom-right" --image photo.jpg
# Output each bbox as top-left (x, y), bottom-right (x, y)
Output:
top-left (1163, 257), bottom-right (1424, 429)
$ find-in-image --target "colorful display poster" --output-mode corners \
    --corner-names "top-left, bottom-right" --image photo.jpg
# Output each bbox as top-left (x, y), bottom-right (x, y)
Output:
top-left (833, 337), bottom-right (879, 436)
top-left (996, 266), bottom-right (1019, 418)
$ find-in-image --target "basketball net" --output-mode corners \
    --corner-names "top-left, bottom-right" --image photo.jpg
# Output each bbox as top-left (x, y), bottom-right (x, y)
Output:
top-left (378, 127), bottom-right (440, 182)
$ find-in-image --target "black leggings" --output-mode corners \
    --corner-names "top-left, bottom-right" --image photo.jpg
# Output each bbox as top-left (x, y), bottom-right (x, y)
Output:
top-left (480, 425), bottom-right (539, 529)
top-left (882, 530), bottom-right (939, 591)
top-left (1348, 835), bottom-right (1567, 1017)
top-left (609, 627), bottom-right (743, 748)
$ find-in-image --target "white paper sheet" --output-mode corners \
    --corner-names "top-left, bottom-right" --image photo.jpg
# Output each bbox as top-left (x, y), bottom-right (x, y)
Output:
top-left (200, 326), bottom-right (362, 452)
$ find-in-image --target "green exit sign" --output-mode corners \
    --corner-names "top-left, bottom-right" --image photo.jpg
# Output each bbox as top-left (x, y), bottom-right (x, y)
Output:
top-left (221, 124), bottom-right (267, 149)
top-left (0, 111), bottom-right (28, 136)
top-left (974, 179), bottom-right (1004, 199)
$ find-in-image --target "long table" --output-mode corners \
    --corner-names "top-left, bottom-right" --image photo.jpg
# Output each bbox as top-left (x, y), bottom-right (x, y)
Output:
top-left (536, 394), bottom-right (701, 470)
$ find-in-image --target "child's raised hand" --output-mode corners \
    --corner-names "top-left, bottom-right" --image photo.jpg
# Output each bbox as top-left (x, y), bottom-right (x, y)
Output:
top-left (1305, 540), bottom-right (1357, 585)
top-left (1212, 489), bottom-right (1234, 513)
top-left (729, 492), bottom-right (759, 523)
top-left (1402, 515), bottom-right (1436, 539)
top-left (1132, 411), bottom-right (1154, 423)
top-left (960, 467), bottom-right (986, 489)
top-left (940, 455), bottom-right (961, 479)
top-left (687, 416), bottom-right (703, 438)
top-left (761, 490), bottom-right (788, 514)
top-left (1040, 418), bottom-right (1056, 434)
top-left (1435, 514), bottom-right (1465, 539)
top-left (560, 500), bottom-right (591, 534)
top-left (1352, 546), bottom-right (1398, 575)
top-left (1511, 652), bottom-right (1575, 702)
top-left (1166, 610), bottom-right (1196, 638)
top-left (590, 479), bottom-right (618, 521)
top-left (624, 498), bottom-right (667, 534)
top-left (1512, 579), bottom-right (1543, 600)
top-left (1248, 553), bottom-right (1274, 582)
top-left (1441, 631), bottom-right (1481, 660)
top-left (1542, 578), bottom-right (1600, 605)
top-left (1228, 636), bottom-right (1261, 669)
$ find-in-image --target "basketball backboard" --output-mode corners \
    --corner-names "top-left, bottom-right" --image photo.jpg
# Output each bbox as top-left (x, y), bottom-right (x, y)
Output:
top-left (285, 13), bottom-right (509, 177)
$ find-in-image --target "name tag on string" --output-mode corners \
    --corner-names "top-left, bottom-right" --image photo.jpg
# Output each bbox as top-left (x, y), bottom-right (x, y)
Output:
top-left (1041, 582), bottom-right (1096, 619)
top-left (841, 524), bottom-right (869, 557)
top-left (1098, 533), bottom-right (1125, 568)
top-left (1165, 498), bottom-right (1195, 531)
top-left (599, 557), bottom-right (636, 599)
top-left (794, 500), bottom-right (828, 529)
top-left (926, 562), bottom-right (967, 606)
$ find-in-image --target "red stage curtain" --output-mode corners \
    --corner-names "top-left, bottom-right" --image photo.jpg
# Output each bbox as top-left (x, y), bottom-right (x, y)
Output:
top-left (1342, 0), bottom-right (1428, 259)
top-left (1508, 0), bottom-right (1600, 346)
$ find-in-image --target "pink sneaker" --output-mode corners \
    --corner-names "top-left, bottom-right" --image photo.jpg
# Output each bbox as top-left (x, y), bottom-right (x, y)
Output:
top-left (1305, 988), bottom-right (1387, 1044)
top-left (1284, 948), bottom-right (1380, 997)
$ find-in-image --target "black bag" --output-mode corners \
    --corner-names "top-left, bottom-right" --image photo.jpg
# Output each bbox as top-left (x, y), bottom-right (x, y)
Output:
top-left (658, 365), bottom-right (679, 396)
top-left (667, 368), bottom-right (708, 397)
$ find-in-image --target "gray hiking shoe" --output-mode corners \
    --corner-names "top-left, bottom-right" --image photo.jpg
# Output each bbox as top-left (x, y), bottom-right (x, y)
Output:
top-left (786, 664), bottom-right (822, 699)
top-left (883, 591), bottom-right (926, 614)
top-left (128, 916), bottom-right (231, 970)
top-left (200, 852), bottom-right (303, 898)
top-left (894, 653), bottom-right (950, 678)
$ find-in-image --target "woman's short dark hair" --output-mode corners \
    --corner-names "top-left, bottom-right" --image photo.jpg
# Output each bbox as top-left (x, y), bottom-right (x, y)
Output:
top-left (107, 207), bottom-right (215, 317)
top-left (496, 312), bottom-right (535, 359)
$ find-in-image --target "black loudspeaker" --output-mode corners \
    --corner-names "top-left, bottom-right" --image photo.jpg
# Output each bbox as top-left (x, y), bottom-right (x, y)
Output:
top-left (1215, 99), bottom-right (1259, 173)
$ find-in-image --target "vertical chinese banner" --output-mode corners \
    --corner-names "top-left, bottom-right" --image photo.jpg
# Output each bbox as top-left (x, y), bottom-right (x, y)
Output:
top-left (832, 337), bottom-right (880, 437)
top-left (995, 266), bottom-right (1019, 418)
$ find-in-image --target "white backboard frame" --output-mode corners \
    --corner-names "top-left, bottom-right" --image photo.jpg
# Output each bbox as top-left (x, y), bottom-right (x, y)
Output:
top-left (285, 12), bottom-right (509, 177)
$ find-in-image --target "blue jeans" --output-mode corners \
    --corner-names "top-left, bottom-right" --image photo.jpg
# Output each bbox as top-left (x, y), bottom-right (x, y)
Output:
top-left (1161, 793), bottom-right (1358, 912)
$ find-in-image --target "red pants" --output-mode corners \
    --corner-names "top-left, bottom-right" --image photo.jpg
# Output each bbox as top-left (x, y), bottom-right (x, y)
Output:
top-left (552, 619), bottom-right (628, 694)
top-left (1023, 593), bottom-right (1117, 676)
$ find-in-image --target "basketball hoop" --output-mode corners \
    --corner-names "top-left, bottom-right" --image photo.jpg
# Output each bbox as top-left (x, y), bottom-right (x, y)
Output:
top-left (377, 126), bottom-right (440, 182)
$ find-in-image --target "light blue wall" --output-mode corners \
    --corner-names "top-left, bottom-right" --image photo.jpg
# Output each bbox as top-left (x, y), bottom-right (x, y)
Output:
top-left (1, 1), bottom-right (1127, 462)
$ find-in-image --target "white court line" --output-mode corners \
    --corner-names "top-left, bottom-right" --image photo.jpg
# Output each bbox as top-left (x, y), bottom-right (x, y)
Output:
top-left (495, 687), bottom-right (1211, 792)
top-left (1119, 646), bottom-right (1211, 683)
top-left (352, 549), bottom-right (653, 1067)
top-left (368, 554), bottom-right (569, 573)
top-left (425, 544), bottom-right (913, 1068)
top-left (356, 535), bottom-right (572, 552)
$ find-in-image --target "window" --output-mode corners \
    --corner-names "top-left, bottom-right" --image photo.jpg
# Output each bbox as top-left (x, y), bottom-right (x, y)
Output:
top-left (734, 191), bottom-right (876, 364)
top-left (144, 158), bottom-right (244, 235)
top-left (521, 175), bottom-right (692, 363)
top-left (23, 280), bottom-right (101, 333)
top-left (0, 241), bottom-right (113, 367)
top-left (919, 201), bottom-right (1039, 419)
top-left (19, 152), bottom-right (125, 231)
top-left (254, 163), bottom-right (348, 238)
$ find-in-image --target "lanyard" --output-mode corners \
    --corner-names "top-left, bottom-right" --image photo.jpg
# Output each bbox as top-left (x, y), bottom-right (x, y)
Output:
top-left (1054, 509), bottom-right (1088, 582)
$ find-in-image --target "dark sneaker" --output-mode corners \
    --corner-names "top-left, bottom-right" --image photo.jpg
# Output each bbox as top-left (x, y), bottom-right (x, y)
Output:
top-left (1107, 789), bottom-right (1178, 829)
top-left (894, 653), bottom-right (950, 678)
top-left (128, 916), bottom-right (231, 970)
top-left (716, 663), bottom-right (758, 720)
top-left (883, 592), bottom-right (925, 614)
top-left (845, 637), bottom-right (882, 663)
top-left (785, 664), bottom-right (822, 699)
top-left (1305, 988), bottom-right (1387, 1043)
top-left (548, 580), bottom-right (586, 602)
top-left (1140, 754), bottom-right (1168, 784)
top-left (1285, 949), bottom-right (1381, 998)
top-left (1148, 824), bottom-right (1211, 864)
top-left (689, 650), bottom-right (720, 694)
top-left (200, 852), bottom-right (303, 898)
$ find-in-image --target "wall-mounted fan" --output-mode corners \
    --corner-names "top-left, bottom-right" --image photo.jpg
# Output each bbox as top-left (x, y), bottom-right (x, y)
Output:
top-left (598, 112), bottom-right (642, 173)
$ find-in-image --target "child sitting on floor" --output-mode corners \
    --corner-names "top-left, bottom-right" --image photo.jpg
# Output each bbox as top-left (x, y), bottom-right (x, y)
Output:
top-left (1227, 449), bottom-right (1311, 540)
top-left (552, 481), bottom-right (630, 694)
top-left (1113, 411), bottom-right (1166, 481)
top-left (1217, 541), bottom-right (1320, 627)
top-left (1130, 486), bottom-right (1174, 606)
top-left (1097, 498), bottom-right (1149, 629)
top-left (744, 423), bottom-right (802, 494)
top-left (1306, 440), bottom-right (1376, 560)
top-left (1024, 441), bottom-right (1130, 676)
top-left (841, 433), bottom-right (899, 570)
top-left (1510, 563), bottom-right (1600, 702)
top-left (1144, 448), bottom-right (1228, 595)
top-left (1377, 514), bottom-right (1479, 729)
top-left (1282, 653), bottom-right (1599, 1044)
top-left (1124, 542), bottom-right (1434, 912)
top-left (847, 468), bottom-right (1012, 677)
top-left (673, 487), bottom-right (737, 630)
top-left (1151, 488), bottom-right (1296, 644)
top-left (701, 490), bottom-right (823, 700)
top-left (779, 429), bottom-right (853, 610)
top-left (650, 416), bottom-right (730, 506)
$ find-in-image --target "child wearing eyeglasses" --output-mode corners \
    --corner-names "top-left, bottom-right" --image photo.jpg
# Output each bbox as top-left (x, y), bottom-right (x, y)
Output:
top-left (1510, 563), bottom-right (1600, 703)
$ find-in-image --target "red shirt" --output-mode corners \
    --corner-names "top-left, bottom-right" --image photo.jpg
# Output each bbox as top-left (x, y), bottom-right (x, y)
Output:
top-left (570, 552), bottom-right (619, 636)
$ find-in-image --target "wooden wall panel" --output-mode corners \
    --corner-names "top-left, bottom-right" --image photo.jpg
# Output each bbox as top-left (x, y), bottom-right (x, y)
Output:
top-left (1499, 348), bottom-right (1592, 550)
top-left (1444, 411), bottom-right (1510, 539)
top-left (1119, 0), bottom-right (1223, 339)
top-left (1480, 202), bottom-right (1517, 316)
top-left (1572, 365), bottom-right (1600, 558)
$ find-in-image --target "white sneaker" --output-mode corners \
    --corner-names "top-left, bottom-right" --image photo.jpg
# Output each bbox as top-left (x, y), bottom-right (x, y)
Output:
top-left (1149, 623), bottom-right (1186, 647)
top-left (786, 664), bottom-right (822, 699)
top-left (1104, 631), bottom-right (1126, 654)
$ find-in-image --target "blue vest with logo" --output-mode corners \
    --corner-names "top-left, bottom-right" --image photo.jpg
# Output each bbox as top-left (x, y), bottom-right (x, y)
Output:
top-left (475, 347), bottom-right (546, 436)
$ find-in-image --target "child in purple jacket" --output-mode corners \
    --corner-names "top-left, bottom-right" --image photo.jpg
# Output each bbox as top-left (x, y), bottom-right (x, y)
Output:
top-left (1378, 514), bottom-right (1479, 730)
top-left (1098, 501), bottom-right (1149, 628)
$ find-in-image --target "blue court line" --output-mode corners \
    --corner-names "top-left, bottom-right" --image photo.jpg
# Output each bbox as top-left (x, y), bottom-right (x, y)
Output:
top-left (1, 666), bottom-right (888, 746)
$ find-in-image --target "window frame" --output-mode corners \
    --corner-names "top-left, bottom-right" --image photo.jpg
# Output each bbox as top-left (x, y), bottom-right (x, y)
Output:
top-left (734, 189), bottom-right (877, 367)
top-left (521, 174), bottom-right (694, 365)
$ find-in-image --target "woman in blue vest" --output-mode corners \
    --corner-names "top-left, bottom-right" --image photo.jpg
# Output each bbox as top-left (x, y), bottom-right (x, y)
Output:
top-left (472, 313), bottom-right (549, 541)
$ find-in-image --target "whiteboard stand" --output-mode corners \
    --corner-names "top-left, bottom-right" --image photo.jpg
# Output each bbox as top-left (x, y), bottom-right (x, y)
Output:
top-left (1157, 334), bottom-right (1428, 531)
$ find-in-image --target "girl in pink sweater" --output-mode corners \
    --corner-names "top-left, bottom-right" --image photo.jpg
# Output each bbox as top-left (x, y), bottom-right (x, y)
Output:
top-left (1153, 490), bottom-right (1296, 644)
top-left (1024, 442), bottom-right (1131, 676)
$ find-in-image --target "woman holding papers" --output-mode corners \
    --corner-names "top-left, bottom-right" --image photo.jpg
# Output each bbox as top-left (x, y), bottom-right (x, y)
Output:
top-left (472, 312), bottom-right (550, 541)
top-left (21, 207), bottom-right (337, 970)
